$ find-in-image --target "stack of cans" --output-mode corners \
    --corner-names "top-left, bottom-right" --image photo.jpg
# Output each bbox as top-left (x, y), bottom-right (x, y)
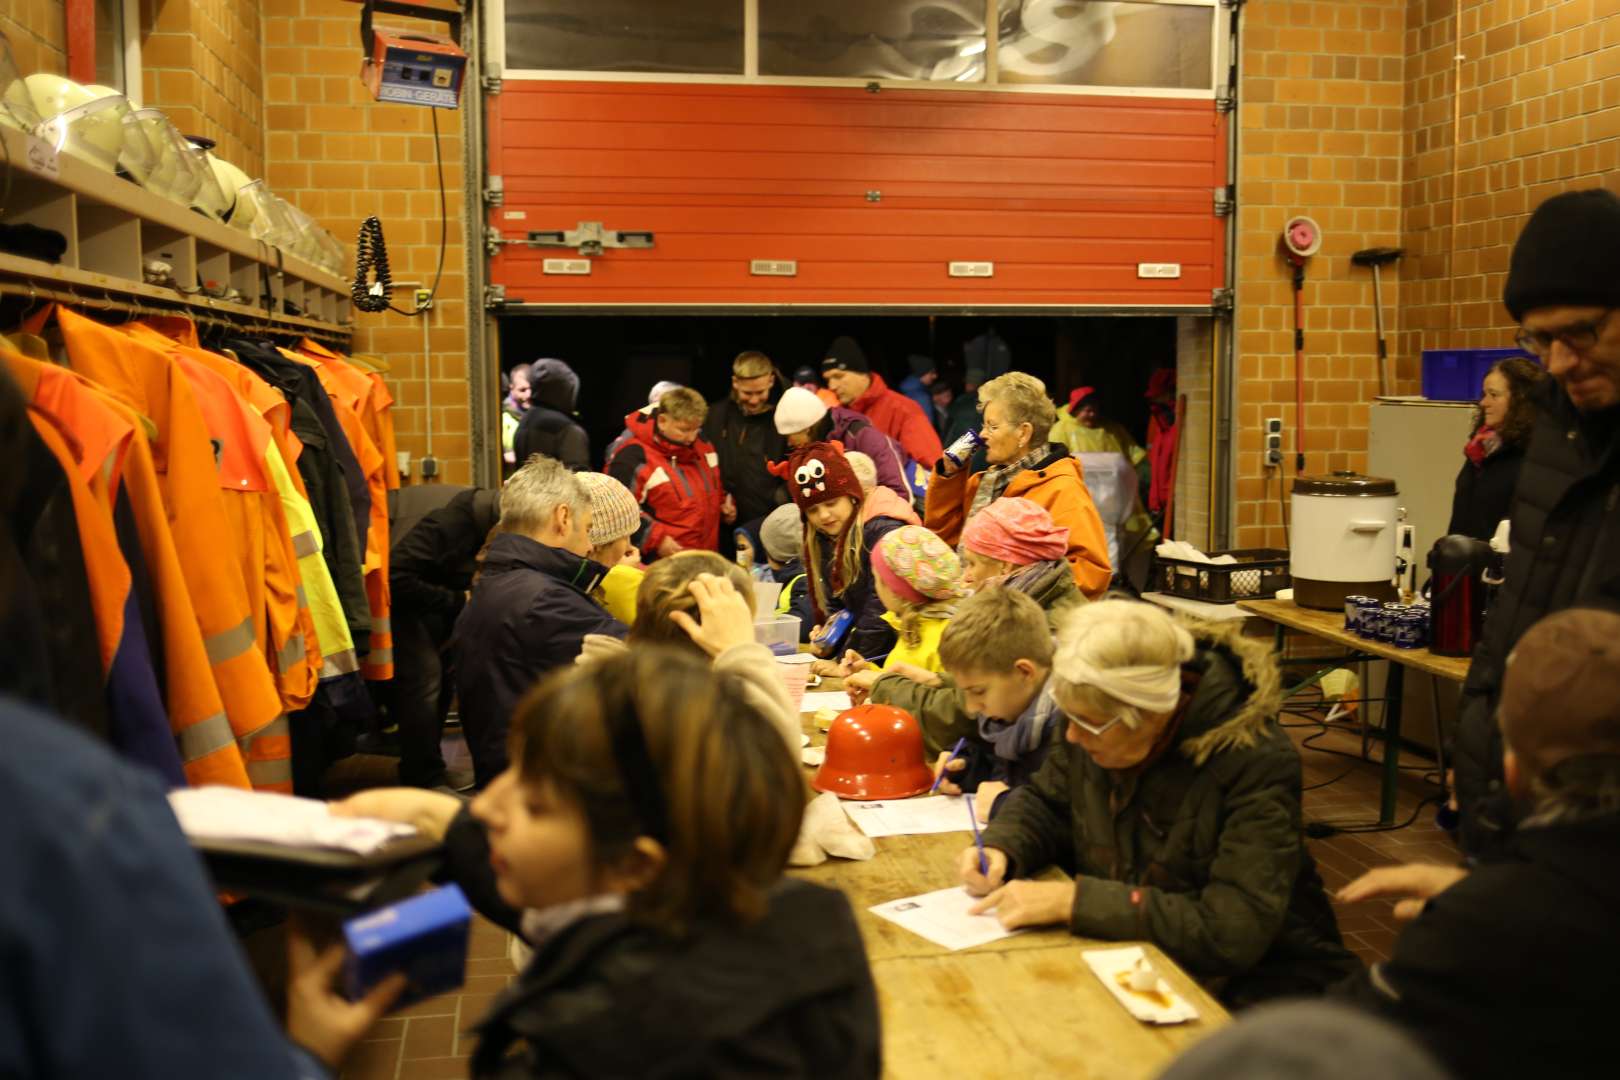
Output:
top-left (1344, 595), bottom-right (1430, 650)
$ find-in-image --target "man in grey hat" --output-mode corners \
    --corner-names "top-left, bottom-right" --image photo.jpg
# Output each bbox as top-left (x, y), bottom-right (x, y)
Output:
top-left (1334, 608), bottom-right (1620, 1079)
top-left (1452, 187), bottom-right (1620, 859)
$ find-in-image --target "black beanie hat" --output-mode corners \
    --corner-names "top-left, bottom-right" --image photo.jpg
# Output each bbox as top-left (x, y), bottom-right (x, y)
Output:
top-left (907, 353), bottom-right (936, 377)
top-left (1503, 188), bottom-right (1620, 321)
top-left (821, 336), bottom-right (869, 375)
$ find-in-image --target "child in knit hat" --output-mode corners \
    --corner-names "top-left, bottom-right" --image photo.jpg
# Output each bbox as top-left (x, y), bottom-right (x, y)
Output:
top-left (769, 440), bottom-right (908, 660)
top-left (866, 524), bottom-right (963, 675)
top-left (759, 503), bottom-right (814, 635)
top-left (576, 472), bottom-right (646, 625)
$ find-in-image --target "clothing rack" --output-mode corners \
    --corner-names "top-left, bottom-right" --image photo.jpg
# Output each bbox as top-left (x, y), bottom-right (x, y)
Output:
top-left (0, 278), bottom-right (350, 348)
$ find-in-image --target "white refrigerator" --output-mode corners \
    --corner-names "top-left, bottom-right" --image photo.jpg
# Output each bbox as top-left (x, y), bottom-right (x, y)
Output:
top-left (1365, 398), bottom-right (1477, 754)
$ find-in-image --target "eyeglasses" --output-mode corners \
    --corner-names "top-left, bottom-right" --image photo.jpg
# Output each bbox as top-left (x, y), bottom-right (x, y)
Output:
top-left (1057, 704), bottom-right (1126, 738)
top-left (1514, 309), bottom-right (1617, 358)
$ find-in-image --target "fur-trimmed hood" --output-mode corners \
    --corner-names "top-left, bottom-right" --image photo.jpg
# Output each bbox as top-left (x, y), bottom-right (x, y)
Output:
top-left (1174, 616), bottom-right (1284, 768)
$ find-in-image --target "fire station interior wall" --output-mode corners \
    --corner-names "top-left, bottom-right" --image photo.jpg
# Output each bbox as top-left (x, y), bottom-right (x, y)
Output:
top-left (10, 3), bottom-right (1620, 495)
top-left (486, 80), bottom-right (1228, 307)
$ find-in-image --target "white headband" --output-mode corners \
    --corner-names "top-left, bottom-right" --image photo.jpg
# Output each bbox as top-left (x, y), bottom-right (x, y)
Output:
top-left (1057, 657), bottom-right (1183, 714)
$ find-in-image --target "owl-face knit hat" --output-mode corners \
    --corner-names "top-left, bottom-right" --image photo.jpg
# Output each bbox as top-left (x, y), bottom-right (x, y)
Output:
top-left (771, 440), bottom-right (864, 514)
top-left (576, 472), bottom-right (642, 546)
top-left (874, 525), bottom-right (964, 604)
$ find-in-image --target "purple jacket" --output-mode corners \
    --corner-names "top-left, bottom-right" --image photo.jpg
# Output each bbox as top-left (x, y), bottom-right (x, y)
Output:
top-left (827, 407), bottom-right (911, 500)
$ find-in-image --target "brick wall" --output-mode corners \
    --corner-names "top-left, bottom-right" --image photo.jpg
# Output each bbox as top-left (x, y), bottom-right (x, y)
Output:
top-left (1233, 0), bottom-right (1409, 550)
top-left (1397, 0), bottom-right (1620, 361)
top-left (140, 0), bottom-right (266, 176)
top-left (3, 1), bottom-right (65, 77)
top-left (260, 0), bottom-right (472, 483)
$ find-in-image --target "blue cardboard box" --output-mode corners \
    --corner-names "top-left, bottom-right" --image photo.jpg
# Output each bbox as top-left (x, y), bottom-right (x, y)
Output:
top-left (343, 883), bottom-right (472, 1008)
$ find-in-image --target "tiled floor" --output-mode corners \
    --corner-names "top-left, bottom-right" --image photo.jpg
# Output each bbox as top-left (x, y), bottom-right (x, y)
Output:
top-left (335, 704), bottom-right (1449, 1076)
top-left (1288, 710), bottom-right (1454, 968)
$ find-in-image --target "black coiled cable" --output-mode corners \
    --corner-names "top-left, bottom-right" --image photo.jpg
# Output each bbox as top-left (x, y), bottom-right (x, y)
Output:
top-left (352, 215), bottom-right (401, 313)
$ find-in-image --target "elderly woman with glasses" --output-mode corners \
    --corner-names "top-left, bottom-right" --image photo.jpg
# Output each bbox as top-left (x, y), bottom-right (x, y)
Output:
top-left (957, 599), bottom-right (1357, 1008)
top-left (923, 371), bottom-right (1112, 600)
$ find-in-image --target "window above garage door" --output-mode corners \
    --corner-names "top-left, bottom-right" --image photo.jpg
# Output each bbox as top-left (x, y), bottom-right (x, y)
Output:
top-left (490, 0), bottom-right (1221, 97)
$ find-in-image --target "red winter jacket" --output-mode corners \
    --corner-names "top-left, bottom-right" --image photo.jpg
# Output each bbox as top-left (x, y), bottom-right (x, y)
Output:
top-left (604, 407), bottom-right (724, 554)
top-left (847, 372), bottom-right (944, 468)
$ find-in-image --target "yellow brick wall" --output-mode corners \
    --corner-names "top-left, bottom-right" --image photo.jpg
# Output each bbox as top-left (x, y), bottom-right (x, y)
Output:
top-left (261, 0), bottom-right (473, 484)
top-left (1234, 0), bottom-right (1408, 550)
top-left (2, 1), bottom-right (66, 78)
top-left (1397, 0), bottom-right (1620, 362)
top-left (140, 0), bottom-right (266, 176)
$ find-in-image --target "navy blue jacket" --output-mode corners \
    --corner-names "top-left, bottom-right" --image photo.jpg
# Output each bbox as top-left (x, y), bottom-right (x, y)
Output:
top-left (0, 697), bottom-right (323, 1079)
top-left (453, 533), bottom-right (626, 785)
top-left (820, 516), bottom-right (905, 660)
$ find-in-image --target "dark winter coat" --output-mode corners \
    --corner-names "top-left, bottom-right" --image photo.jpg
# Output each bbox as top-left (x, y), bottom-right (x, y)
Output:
top-left (817, 515), bottom-right (906, 659)
top-left (0, 698), bottom-right (326, 1079)
top-left (1454, 380), bottom-right (1620, 859)
top-left (1446, 441), bottom-right (1526, 542)
top-left (390, 487), bottom-right (500, 624)
top-left (438, 811), bottom-right (882, 1080)
top-left (1334, 811), bottom-right (1620, 1079)
top-left (605, 407), bottom-right (725, 555)
top-left (703, 393), bottom-right (788, 527)
top-left (981, 621), bottom-right (1357, 1007)
top-left (453, 533), bottom-right (626, 785)
top-left (513, 360), bottom-right (590, 471)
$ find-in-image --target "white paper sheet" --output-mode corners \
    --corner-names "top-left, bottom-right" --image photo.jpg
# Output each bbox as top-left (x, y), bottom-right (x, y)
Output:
top-left (801, 690), bottom-right (853, 712)
top-left (843, 794), bottom-right (973, 838)
top-left (168, 786), bottom-right (418, 855)
top-left (870, 886), bottom-right (1024, 951)
top-left (1082, 946), bottom-right (1201, 1024)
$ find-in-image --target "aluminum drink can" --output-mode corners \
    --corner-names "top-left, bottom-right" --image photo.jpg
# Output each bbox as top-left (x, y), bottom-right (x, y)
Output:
top-left (1394, 612), bottom-right (1424, 649)
top-left (1355, 597), bottom-right (1382, 640)
top-left (941, 429), bottom-right (983, 473)
top-left (1343, 595), bottom-right (1366, 632)
top-left (1379, 603), bottom-right (1407, 643)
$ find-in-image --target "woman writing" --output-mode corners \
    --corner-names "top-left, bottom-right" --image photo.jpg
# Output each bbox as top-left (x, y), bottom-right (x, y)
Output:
top-left (959, 599), bottom-right (1356, 1007)
top-left (1447, 356), bottom-right (1546, 541)
top-left (924, 372), bottom-right (1112, 599)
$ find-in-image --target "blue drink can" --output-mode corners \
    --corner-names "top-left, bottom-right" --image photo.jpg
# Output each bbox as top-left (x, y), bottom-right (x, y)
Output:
top-left (1394, 612), bottom-right (1424, 649)
top-left (1355, 597), bottom-right (1382, 640)
top-left (1343, 595), bottom-right (1365, 632)
top-left (1378, 603), bottom-right (1407, 643)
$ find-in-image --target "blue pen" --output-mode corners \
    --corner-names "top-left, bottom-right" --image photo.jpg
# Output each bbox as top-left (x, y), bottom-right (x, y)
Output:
top-left (966, 793), bottom-right (988, 874)
top-left (930, 736), bottom-right (967, 793)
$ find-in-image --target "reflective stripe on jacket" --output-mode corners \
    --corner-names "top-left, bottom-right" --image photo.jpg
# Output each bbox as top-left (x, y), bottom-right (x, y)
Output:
top-left (57, 308), bottom-right (287, 790)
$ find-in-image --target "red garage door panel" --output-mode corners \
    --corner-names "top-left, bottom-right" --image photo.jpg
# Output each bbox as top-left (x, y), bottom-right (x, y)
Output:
top-left (487, 81), bottom-right (1226, 307)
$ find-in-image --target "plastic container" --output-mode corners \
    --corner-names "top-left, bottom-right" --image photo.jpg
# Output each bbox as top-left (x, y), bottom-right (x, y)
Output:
top-left (1421, 348), bottom-right (1537, 402)
top-left (1152, 548), bottom-right (1290, 604)
top-left (754, 613), bottom-right (801, 656)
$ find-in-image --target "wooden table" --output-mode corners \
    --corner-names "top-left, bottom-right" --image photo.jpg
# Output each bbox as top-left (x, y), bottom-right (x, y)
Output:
top-left (792, 703), bottom-right (1228, 1078)
top-left (1237, 597), bottom-right (1471, 823)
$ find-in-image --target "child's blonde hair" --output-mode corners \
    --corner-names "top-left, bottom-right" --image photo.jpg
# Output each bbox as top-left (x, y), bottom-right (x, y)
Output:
top-left (938, 587), bottom-right (1053, 673)
top-left (844, 451), bottom-right (877, 493)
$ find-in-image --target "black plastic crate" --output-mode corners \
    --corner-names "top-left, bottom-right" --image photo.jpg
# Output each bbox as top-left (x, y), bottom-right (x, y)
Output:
top-left (1153, 548), bottom-right (1291, 604)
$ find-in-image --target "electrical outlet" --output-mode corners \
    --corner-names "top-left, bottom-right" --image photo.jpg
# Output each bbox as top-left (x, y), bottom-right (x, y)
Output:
top-left (1264, 417), bottom-right (1284, 467)
top-left (420, 456), bottom-right (439, 478)
top-left (413, 289), bottom-right (433, 312)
